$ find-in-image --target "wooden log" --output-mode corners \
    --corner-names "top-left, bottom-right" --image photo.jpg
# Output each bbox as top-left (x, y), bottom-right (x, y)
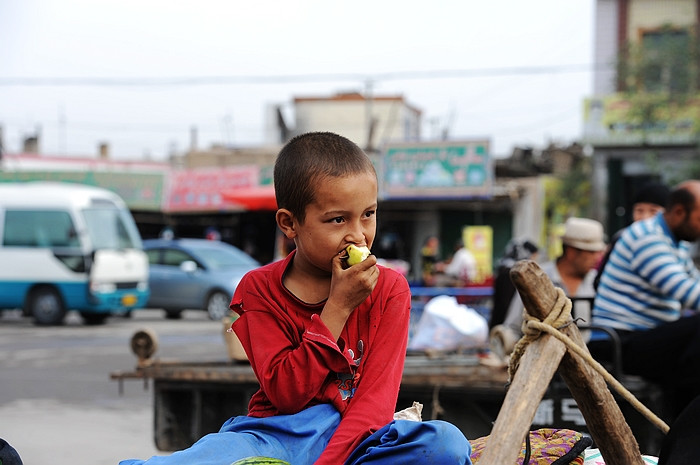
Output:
top-left (510, 260), bottom-right (644, 465)
top-left (476, 324), bottom-right (567, 464)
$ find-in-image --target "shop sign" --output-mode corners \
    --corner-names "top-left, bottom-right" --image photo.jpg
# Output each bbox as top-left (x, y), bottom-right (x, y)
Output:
top-left (382, 140), bottom-right (492, 199)
top-left (582, 94), bottom-right (700, 146)
top-left (0, 171), bottom-right (164, 210)
top-left (165, 166), bottom-right (260, 212)
top-left (464, 225), bottom-right (493, 284)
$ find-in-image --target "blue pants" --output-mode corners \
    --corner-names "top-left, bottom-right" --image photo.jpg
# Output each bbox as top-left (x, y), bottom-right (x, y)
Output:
top-left (119, 404), bottom-right (472, 465)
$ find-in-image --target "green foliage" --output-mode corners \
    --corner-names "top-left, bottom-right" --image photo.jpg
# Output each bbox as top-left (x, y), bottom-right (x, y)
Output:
top-left (638, 149), bottom-right (700, 186)
top-left (616, 24), bottom-right (700, 140)
top-left (617, 24), bottom-right (699, 97)
top-left (544, 156), bottom-right (593, 223)
top-left (615, 24), bottom-right (700, 133)
top-left (666, 159), bottom-right (700, 186)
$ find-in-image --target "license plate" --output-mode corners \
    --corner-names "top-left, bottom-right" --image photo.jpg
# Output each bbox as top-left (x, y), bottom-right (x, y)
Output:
top-left (121, 294), bottom-right (138, 306)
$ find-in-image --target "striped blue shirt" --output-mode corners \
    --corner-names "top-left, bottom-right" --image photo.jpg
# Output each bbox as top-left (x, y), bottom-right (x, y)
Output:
top-left (593, 213), bottom-right (700, 331)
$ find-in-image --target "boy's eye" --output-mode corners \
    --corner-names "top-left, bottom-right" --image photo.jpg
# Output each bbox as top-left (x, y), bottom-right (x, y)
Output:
top-left (331, 216), bottom-right (345, 224)
top-left (364, 210), bottom-right (376, 218)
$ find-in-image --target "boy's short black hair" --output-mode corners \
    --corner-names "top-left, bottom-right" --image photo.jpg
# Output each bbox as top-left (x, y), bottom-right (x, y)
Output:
top-left (274, 132), bottom-right (376, 223)
top-left (632, 182), bottom-right (670, 208)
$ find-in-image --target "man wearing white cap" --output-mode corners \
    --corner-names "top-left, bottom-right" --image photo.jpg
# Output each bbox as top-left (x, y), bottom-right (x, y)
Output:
top-left (498, 217), bottom-right (606, 343)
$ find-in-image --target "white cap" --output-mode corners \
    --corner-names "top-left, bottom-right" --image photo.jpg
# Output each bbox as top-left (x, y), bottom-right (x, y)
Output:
top-left (561, 217), bottom-right (606, 252)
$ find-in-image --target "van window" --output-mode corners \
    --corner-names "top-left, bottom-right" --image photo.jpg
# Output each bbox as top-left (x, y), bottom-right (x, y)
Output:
top-left (3, 210), bottom-right (79, 248)
top-left (82, 207), bottom-right (140, 250)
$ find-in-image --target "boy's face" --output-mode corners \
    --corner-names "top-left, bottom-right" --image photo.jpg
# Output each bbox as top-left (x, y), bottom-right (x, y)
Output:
top-left (632, 202), bottom-right (664, 222)
top-left (292, 171), bottom-right (377, 274)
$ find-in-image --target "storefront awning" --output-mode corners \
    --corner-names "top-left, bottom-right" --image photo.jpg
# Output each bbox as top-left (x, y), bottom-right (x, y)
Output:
top-left (222, 186), bottom-right (277, 211)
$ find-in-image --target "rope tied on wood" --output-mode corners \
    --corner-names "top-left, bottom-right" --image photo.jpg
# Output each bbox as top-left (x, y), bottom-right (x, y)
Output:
top-left (508, 287), bottom-right (572, 382)
top-left (507, 287), bottom-right (670, 434)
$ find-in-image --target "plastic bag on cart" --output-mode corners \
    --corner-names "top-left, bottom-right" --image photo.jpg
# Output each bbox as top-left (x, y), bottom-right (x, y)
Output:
top-left (408, 295), bottom-right (488, 352)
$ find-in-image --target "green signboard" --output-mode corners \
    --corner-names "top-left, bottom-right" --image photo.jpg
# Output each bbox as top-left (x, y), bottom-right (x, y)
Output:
top-left (382, 140), bottom-right (492, 199)
top-left (583, 94), bottom-right (700, 146)
top-left (259, 164), bottom-right (275, 186)
top-left (0, 171), bottom-right (165, 211)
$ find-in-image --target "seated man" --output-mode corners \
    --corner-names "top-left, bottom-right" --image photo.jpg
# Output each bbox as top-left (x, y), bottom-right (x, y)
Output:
top-left (590, 180), bottom-right (700, 421)
top-left (494, 217), bottom-right (605, 353)
top-left (437, 239), bottom-right (478, 287)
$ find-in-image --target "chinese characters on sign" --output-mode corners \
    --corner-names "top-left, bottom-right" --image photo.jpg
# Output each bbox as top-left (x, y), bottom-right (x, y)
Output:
top-left (533, 398), bottom-right (585, 427)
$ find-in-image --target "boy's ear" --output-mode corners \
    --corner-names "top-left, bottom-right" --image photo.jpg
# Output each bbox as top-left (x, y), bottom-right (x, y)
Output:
top-left (276, 208), bottom-right (297, 239)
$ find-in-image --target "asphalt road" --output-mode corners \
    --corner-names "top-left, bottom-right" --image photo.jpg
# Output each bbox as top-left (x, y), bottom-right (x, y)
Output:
top-left (0, 308), bottom-right (231, 465)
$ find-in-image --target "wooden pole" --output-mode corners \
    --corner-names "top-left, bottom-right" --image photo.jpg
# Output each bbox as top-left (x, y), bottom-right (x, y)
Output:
top-left (478, 260), bottom-right (644, 465)
top-left (477, 325), bottom-right (567, 463)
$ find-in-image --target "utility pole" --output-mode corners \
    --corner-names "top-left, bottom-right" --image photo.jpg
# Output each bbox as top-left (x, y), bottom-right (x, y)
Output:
top-left (364, 79), bottom-right (375, 152)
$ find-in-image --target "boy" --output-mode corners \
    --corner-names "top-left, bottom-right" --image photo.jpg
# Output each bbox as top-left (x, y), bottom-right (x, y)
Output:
top-left (593, 181), bottom-right (670, 290)
top-left (120, 132), bottom-right (471, 464)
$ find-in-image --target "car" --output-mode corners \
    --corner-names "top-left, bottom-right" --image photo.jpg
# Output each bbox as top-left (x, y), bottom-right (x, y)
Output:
top-left (143, 238), bottom-right (261, 320)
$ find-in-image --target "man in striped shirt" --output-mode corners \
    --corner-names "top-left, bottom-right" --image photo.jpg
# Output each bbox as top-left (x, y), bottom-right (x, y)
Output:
top-left (591, 180), bottom-right (700, 419)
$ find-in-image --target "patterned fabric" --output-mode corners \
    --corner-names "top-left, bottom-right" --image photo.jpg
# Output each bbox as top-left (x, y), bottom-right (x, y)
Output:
top-left (470, 428), bottom-right (590, 465)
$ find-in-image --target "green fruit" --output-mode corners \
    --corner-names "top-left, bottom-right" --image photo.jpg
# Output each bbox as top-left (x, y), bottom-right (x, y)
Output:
top-left (346, 244), bottom-right (371, 266)
top-left (230, 457), bottom-right (290, 465)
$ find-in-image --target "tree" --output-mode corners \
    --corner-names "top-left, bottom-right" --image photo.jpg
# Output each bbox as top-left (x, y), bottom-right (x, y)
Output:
top-left (614, 23), bottom-right (700, 180)
top-left (615, 23), bottom-right (700, 136)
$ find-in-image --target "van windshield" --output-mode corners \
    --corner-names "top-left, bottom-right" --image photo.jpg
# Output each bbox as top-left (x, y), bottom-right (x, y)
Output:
top-left (82, 207), bottom-right (143, 250)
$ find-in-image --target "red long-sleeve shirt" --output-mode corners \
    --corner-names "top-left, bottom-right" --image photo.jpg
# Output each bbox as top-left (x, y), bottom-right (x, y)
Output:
top-left (230, 251), bottom-right (411, 465)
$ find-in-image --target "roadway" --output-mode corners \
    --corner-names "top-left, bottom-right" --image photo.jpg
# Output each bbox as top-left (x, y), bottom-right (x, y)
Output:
top-left (0, 308), bottom-right (229, 464)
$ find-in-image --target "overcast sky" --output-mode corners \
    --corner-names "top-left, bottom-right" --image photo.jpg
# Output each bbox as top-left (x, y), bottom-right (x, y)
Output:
top-left (0, 0), bottom-right (597, 160)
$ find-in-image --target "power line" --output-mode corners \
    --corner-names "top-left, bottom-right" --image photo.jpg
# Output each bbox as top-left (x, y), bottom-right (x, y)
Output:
top-left (0, 63), bottom-right (610, 87)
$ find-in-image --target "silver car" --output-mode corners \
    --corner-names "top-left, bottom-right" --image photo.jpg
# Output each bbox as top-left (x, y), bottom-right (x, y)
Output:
top-left (143, 238), bottom-right (260, 320)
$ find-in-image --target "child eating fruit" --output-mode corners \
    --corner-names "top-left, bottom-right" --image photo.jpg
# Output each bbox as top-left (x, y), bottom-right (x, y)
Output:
top-left (120, 132), bottom-right (472, 465)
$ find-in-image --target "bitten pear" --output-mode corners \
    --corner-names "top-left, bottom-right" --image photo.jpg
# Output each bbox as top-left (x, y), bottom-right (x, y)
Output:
top-left (346, 244), bottom-right (371, 266)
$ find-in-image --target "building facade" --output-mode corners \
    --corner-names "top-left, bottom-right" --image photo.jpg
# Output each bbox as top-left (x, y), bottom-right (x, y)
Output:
top-left (292, 92), bottom-right (421, 152)
top-left (585, 0), bottom-right (700, 234)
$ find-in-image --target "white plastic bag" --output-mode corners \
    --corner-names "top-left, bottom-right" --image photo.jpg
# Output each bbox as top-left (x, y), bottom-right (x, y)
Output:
top-left (408, 295), bottom-right (489, 351)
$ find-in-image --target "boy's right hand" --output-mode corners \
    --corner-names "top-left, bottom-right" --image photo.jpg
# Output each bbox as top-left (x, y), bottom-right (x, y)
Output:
top-left (321, 252), bottom-right (379, 340)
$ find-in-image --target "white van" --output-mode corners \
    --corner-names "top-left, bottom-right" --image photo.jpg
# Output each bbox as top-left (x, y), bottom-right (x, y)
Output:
top-left (0, 182), bottom-right (150, 325)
